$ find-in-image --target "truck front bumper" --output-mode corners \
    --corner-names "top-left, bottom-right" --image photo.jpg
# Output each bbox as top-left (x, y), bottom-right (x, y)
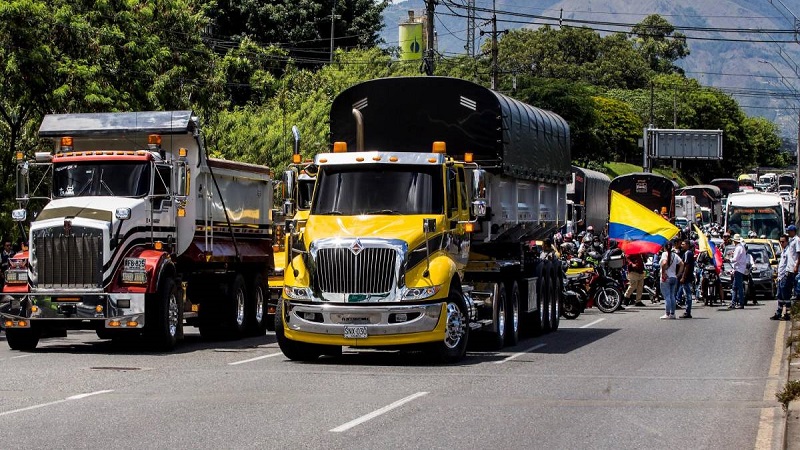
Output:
top-left (282, 300), bottom-right (447, 346)
top-left (0, 292), bottom-right (145, 329)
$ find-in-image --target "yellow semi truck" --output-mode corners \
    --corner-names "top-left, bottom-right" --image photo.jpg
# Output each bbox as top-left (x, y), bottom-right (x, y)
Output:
top-left (277, 77), bottom-right (571, 362)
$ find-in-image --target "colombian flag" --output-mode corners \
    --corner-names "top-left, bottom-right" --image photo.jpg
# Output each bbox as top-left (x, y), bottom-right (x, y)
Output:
top-left (693, 224), bottom-right (723, 272)
top-left (609, 190), bottom-right (679, 254)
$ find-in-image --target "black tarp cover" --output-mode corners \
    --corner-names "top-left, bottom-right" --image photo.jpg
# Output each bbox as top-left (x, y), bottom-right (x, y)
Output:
top-left (329, 77), bottom-right (571, 184)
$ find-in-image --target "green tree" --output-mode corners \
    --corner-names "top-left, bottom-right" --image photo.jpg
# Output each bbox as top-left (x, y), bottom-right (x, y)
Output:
top-left (208, 0), bottom-right (388, 66)
top-left (743, 116), bottom-right (786, 167)
top-left (631, 14), bottom-right (690, 74)
top-left (511, 77), bottom-right (599, 163)
top-left (591, 96), bottom-right (643, 163)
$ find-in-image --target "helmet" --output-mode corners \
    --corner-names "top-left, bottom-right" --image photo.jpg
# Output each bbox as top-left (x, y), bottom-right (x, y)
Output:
top-left (565, 232), bottom-right (573, 241)
top-left (583, 235), bottom-right (593, 243)
top-left (587, 225), bottom-right (594, 232)
top-left (748, 231), bottom-right (757, 238)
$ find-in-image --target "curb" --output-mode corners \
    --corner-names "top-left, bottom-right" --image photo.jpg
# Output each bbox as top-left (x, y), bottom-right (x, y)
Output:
top-left (786, 315), bottom-right (799, 450)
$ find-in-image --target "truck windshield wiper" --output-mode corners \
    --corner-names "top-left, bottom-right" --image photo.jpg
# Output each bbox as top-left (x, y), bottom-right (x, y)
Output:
top-left (364, 209), bottom-right (402, 215)
top-left (317, 210), bottom-right (343, 215)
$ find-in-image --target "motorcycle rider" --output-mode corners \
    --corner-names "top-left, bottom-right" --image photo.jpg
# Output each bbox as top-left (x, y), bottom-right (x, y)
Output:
top-left (540, 237), bottom-right (560, 261)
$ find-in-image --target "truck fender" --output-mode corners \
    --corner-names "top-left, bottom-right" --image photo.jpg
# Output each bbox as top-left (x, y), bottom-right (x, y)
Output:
top-left (109, 248), bottom-right (171, 294)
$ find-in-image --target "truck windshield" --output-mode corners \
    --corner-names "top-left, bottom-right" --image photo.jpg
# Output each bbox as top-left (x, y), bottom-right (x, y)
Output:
top-left (312, 165), bottom-right (444, 215)
top-left (726, 205), bottom-right (783, 239)
top-left (53, 162), bottom-right (150, 198)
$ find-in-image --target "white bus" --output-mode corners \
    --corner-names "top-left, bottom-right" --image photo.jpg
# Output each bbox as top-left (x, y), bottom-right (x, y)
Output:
top-left (724, 191), bottom-right (785, 239)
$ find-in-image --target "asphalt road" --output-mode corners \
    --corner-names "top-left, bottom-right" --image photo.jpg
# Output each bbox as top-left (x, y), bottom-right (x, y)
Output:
top-left (0, 300), bottom-right (789, 450)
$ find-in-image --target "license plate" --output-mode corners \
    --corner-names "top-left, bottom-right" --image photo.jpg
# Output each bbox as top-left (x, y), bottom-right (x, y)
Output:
top-left (124, 258), bottom-right (146, 271)
top-left (343, 326), bottom-right (368, 339)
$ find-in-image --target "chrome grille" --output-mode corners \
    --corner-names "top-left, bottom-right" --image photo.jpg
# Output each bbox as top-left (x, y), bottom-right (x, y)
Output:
top-left (34, 235), bottom-right (102, 288)
top-left (316, 247), bottom-right (396, 293)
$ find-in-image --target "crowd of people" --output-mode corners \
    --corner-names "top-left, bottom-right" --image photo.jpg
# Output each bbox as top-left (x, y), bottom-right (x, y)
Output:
top-left (549, 224), bottom-right (797, 322)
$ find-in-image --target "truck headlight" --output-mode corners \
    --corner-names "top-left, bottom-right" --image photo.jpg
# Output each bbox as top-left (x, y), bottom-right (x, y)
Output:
top-left (283, 286), bottom-right (313, 300)
top-left (4, 270), bottom-right (28, 284)
top-left (402, 285), bottom-right (441, 300)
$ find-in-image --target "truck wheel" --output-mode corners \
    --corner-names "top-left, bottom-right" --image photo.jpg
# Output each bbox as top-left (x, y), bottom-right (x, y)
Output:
top-left (223, 274), bottom-right (248, 339)
top-left (275, 301), bottom-right (321, 361)
top-left (505, 281), bottom-right (520, 346)
top-left (428, 291), bottom-right (469, 363)
top-left (532, 271), bottom-right (547, 335)
top-left (246, 274), bottom-right (268, 336)
top-left (542, 273), bottom-right (553, 333)
top-left (550, 269), bottom-right (561, 331)
top-left (145, 277), bottom-right (182, 351)
top-left (487, 282), bottom-right (506, 350)
top-left (6, 328), bottom-right (40, 351)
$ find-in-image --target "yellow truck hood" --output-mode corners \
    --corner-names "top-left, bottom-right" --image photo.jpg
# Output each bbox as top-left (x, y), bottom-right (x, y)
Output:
top-left (303, 215), bottom-right (444, 250)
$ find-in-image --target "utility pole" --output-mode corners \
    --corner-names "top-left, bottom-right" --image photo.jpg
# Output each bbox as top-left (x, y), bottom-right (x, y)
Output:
top-left (424, 0), bottom-right (436, 75)
top-left (491, 0), bottom-right (498, 90)
top-left (329, 3), bottom-right (341, 63)
top-left (466, 0), bottom-right (475, 58)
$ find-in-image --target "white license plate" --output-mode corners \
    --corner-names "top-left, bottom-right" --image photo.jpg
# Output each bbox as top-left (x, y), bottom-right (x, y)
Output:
top-left (124, 258), bottom-right (146, 271)
top-left (343, 326), bottom-right (368, 339)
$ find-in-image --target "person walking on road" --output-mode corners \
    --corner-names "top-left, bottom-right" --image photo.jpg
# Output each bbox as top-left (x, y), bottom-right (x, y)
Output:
top-left (729, 234), bottom-right (748, 309)
top-left (660, 241), bottom-right (684, 319)
top-left (678, 239), bottom-right (696, 318)
top-left (624, 252), bottom-right (647, 307)
top-left (772, 233), bottom-right (794, 320)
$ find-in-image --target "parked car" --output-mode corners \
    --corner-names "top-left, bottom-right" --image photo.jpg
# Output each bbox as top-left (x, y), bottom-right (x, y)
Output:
top-left (720, 242), bottom-right (776, 300)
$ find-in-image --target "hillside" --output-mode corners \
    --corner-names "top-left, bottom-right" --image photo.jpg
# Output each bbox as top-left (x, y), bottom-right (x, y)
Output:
top-left (381, 0), bottom-right (800, 138)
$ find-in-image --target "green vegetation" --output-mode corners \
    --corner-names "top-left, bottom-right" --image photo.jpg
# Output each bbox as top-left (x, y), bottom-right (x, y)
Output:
top-left (0, 5), bottom-right (787, 240)
top-left (602, 162), bottom-right (694, 187)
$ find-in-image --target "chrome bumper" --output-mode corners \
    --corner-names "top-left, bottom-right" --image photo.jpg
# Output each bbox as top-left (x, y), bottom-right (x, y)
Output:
top-left (0, 292), bottom-right (146, 328)
top-left (285, 301), bottom-right (443, 335)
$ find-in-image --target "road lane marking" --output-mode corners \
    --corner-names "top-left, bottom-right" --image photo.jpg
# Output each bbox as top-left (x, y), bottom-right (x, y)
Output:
top-left (330, 392), bottom-right (428, 432)
top-left (0, 390), bottom-right (113, 417)
top-left (10, 354), bottom-right (35, 359)
top-left (580, 318), bottom-right (605, 328)
top-left (754, 319), bottom-right (787, 449)
top-left (228, 352), bottom-right (284, 365)
top-left (494, 343), bottom-right (546, 364)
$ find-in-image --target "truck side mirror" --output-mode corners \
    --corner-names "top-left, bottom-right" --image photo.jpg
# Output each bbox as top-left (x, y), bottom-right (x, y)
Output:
top-left (283, 200), bottom-right (296, 218)
top-left (16, 162), bottom-right (28, 201)
top-left (11, 209), bottom-right (26, 222)
top-left (283, 169), bottom-right (296, 200)
top-left (471, 169), bottom-right (486, 201)
top-left (471, 200), bottom-right (487, 218)
top-left (176, 161), bottom-right (189, 200)
top-left (423, 218), bottom-right (436, 233)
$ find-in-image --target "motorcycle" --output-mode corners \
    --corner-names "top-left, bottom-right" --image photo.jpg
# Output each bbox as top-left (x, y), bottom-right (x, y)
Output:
top-left (562, 252), bottom-right (624, 316)
top-left (699, 263), bottom-right (722, 306)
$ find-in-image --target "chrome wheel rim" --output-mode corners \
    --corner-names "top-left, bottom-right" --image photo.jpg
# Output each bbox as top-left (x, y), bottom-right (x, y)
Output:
top-left (512, 289), bottom-right (519, 334)
top-left (254, 287), bottom-right (265, 325)
top-left (497, 294), bottom-right (506, 339)
top-left (168, 292), bottom-right (179, 337)
top-left (236, 288), bottom-right (246, 327)
top-left (444, 302), bottom-right (466, 349)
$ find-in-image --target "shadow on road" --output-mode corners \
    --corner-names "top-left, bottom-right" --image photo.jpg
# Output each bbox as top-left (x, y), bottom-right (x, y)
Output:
top-left (12, 330), bottom-right (277, 356)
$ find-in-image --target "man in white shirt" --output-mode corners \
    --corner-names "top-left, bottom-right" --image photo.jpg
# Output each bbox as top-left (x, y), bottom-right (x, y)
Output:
top-left (729, 234), bottom-right (748, 309)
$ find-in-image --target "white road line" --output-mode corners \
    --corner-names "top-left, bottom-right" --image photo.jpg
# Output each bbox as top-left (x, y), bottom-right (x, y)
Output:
top-left (228, 352), bottom-right (284, 365)
top-left (10, 354), bottom-right (35, 359)
top-left (330, 392), bottom-right (429, 433)
top-left (580, 318), bottom-right (605, 328)
top-left (0, 390), bottom-right (113, 417)
top-left (494, 343), bottom-right (547, 364)
top-left (755, 319), bottom-right (787, 449)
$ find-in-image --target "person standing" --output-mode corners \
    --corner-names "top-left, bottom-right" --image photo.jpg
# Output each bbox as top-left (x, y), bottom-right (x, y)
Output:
top-left (729, 234), bottom-right (748, 309)
top-left (678, 239), bottom-right (696, 318)
top-left (773, 233), bottom-right (793, 320)
top-left (660, 241), bottom-right (684, 319)
top-left (624, 252), bottom-right (647, 307)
